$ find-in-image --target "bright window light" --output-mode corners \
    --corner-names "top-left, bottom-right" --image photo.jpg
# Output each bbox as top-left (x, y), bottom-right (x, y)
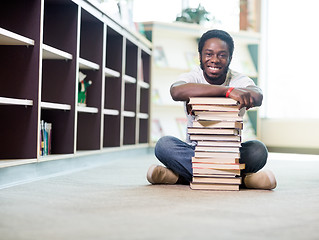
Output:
top-left (132, 0), bottom-right (239, 31)
top-left (263, 0), bottom-right (319, 119)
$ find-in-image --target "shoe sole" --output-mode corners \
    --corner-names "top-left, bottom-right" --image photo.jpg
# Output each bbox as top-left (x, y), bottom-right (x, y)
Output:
top-left (146, 164), bottom-right (158, 184)
top-left (264, 170), bottom-right (277, 189)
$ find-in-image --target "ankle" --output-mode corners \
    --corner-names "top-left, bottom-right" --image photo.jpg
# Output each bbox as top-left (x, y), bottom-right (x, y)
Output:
top-left (176, 176), bottom-right (189, 185)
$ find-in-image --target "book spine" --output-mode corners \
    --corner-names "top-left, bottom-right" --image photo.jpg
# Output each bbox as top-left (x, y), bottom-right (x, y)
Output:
top-left (40, 121), bottom-right (52, 156)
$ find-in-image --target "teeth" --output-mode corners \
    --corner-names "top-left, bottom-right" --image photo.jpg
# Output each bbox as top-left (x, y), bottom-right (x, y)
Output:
top-left (209, 67), bottom-right (219, 70)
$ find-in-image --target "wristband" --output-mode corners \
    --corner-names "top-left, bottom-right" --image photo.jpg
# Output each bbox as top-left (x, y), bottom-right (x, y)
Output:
top-left (226, 87), bottom-right (234, 98)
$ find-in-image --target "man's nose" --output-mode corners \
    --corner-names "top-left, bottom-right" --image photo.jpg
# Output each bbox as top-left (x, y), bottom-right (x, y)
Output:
top-left (210, 55), bottom-right (219, 62)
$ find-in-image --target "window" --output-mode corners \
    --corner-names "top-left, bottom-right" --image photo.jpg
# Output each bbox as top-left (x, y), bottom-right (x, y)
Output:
top-left (261, 0), bottom-right (319, 119)
top-left (133, 0), bottom-right (239, 32)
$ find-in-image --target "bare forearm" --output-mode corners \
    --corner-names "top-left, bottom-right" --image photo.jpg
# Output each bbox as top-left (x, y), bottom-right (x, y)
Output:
top-left (170, 83), bottom-right (228, 101)
top-left (170, 83), bottom-right (263, 110)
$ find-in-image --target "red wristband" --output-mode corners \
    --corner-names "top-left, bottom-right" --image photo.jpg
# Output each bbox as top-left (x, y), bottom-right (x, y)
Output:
top-left (226, 87), bottom-right (234, 98)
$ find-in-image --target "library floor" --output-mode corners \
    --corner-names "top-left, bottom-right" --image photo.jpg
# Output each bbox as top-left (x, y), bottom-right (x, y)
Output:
top-left (0, 149), bottom-right (319, 240)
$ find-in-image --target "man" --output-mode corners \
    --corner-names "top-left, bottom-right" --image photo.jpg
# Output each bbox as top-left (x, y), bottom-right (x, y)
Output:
top-left (147, 29), bottom-right (276, 190)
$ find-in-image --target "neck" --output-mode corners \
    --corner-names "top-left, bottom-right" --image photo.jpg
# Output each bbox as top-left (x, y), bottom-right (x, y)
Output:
top-left (204, 71), bottom-right (228, 85)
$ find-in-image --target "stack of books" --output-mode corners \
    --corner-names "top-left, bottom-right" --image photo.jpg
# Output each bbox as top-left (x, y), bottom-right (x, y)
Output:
top-left (40, 120), bottom-right (52, 156)
top-left (188, 97), bottom-right (245, 191)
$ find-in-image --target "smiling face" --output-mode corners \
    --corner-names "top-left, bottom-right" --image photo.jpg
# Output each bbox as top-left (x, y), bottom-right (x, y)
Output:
top-left (200, 38), bottom-right (231, 85)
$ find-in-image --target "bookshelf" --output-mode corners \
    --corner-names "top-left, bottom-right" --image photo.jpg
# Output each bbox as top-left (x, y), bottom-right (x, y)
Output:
top-left (143, 21), bottom-right (261, 144)
top-left (0, 0), bottom-right (152, 166)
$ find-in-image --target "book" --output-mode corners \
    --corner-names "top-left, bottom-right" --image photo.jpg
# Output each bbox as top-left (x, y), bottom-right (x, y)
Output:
top-left (185, 51), bottom-right (200, 70)
top-left (193, 173), bottom-right (239, 178)
top-left (176, 117), bottom-right (187, 141)
top-left (40, 120), bottom-right (52, 156)
top-left (192, 157), bottom-right (240, 164)
top-left (194, 111), bottom-right (243, 121)
top-left (40, 120), bottom-right (44, 156)
top-left (191, 104), bottom-right (240, 112)
top-left (151, 118), bottom-right (164, 142)
top-left (188, 96), bottom-right (245, 191)
top-left (190, 182), bottom-right (239, 191)
top-left (192, 162), bottom-right (245, 170)
top-left (194, 151), bottom-right (240, 159)
top-left (190, 134), bottom-right (241, 142)
top-left (192, 120), bottom-right (243, 129)
top-left (193, 167), bottom-right (241, 176)
top-left (194, 111), bottom-right (241, 117)
top-left (189, 97), bottom-right (238, 105)
top-left (192, 176), bottom-right (242, 184)
top-left (195, 146), bottom-right (240, 153)
top-left (46, 123), bottom-right (52, 155)
top-left (153, 46), bottom-right (168, 67)
top-left (188, 127), bottom-right (240, 135)
top-left (196, 140), bottom-right (242, 147)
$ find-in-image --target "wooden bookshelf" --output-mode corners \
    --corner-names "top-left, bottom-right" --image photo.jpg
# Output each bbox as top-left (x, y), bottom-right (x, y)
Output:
top-left (0, 0), bottom-right (152, 166)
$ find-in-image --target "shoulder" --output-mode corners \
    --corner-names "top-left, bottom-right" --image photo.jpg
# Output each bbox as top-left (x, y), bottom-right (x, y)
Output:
top-left (176, 66), bottom-right (207, 84)
top-left (228, 69), bottom-right (256, 88)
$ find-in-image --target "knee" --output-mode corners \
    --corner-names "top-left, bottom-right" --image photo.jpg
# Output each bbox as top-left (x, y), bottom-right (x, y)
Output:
top-left (242, 140), bottom-right (268, 166)
top-left (254, 140), bottom-right (268, 163)
top-left (154, 136), bottom-right (175, 159)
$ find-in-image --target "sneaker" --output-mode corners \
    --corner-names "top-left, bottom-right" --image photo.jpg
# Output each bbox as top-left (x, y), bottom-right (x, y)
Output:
top-left (147, 165), bottom-right (179, 184)
top-left (244, 170), bottom-right (277, 190)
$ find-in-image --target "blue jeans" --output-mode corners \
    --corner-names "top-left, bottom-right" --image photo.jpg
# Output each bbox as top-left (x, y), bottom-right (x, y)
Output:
top-left (154, 136), bottom-right (268, 183)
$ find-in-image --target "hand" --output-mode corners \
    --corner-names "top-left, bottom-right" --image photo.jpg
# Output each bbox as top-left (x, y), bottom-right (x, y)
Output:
top-left (229, 88), bottom-right (255, 110)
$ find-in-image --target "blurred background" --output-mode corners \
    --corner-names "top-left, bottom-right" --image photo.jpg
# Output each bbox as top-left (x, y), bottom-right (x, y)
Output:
top-left (95, 0), bottom-right (319, 154)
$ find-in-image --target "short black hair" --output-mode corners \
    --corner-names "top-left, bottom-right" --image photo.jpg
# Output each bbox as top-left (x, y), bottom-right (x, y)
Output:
top-left (198, 29), bottom-right (234, 59)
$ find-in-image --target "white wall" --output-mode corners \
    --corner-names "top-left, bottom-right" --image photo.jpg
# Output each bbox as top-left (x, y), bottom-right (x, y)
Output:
top-left (260, 119), bottom-right (319, 149)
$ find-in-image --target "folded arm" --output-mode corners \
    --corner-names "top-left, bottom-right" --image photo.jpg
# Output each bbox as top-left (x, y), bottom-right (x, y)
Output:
top-left (170, 81), bottom-right (263, 110)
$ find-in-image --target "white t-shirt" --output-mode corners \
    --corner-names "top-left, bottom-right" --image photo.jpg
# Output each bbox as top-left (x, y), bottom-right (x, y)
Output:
top-left (174, 66), bottom-right (259, 144)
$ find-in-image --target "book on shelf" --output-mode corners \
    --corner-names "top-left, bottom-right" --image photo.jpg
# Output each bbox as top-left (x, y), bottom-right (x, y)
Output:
top-left (40, 120), bottom-right (52, 156)
top-left (185, 51), bottom-right (200, 70)
top-left (153, 46), bottom-right (168, 68)
top-left (151, 118), bottom-right (164, 142)
top-left (192, 176), bottom-right (242, 185)
top-left (190, 182), bottom-right (239, 191)
top-left (189, 97), bottom-right (238, 105)
top-left (152, 88), bottom-right (162, 105)
top-left (188, 127), bottom-right (240, 135)
top-left (176, 117), bottom-right (187, 142)
top-left (192, 120), bottom-right (243, 129)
